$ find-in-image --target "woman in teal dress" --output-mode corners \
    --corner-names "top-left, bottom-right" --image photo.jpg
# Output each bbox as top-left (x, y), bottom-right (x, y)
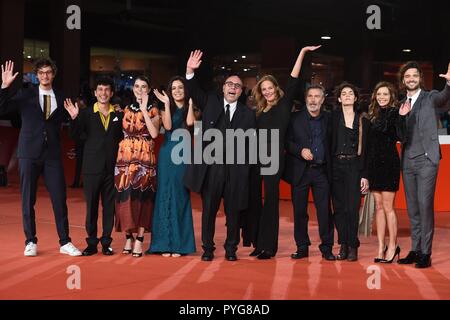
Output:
top-left (147, 76), bottom-right (196, 257)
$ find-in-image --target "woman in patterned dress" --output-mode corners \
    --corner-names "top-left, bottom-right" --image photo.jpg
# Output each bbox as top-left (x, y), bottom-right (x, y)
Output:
top-left (115, 76), bottom-right (160, 257)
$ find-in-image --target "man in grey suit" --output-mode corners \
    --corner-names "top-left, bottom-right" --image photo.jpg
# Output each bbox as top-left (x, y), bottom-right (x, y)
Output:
top-left (397, 61), bottom-right (450, 268)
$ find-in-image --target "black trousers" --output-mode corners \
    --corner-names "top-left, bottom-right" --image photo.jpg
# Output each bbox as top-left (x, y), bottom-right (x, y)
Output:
top-left (255, 169), bottom-right (282, 256)
top-left (291, 166), bottom-right (334, 252)
top-left (331, 158), bottom-right (361, 248)
top-left (19, 156), bottom-right (70, 246)
top-left (72, 140), bottom-right (84, 186)
top-left (201, 164), bottom-right (239, 254)
top-left (83, 172), bottom-right (115, 247)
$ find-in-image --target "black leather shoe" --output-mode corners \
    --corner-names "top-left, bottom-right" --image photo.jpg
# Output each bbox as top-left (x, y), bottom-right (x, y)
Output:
top-left (291, 250), bottom-right (309, 259)
top-left (257, 251), bottom-right (274, 260)
top-left (321, 252), bottom-right (336, 261)
top-left (201, 252), bottom-right (214, 261)
top-left (102, 246), bottom-right (114, 255)
top-left (82, 246), bottom-right (98, 256)
top-left (336, 245), bottom-right (348, 260)
top-left (249, 249), bottom-right (262, 257)
top-left (398, 251), bottom-right (419, 264)
top-left (225, 253), bottom-right (238, 261)
top-left (347, 247), bottom-right (358, 261)
top-left (415, 254), bottom-right (431, 268)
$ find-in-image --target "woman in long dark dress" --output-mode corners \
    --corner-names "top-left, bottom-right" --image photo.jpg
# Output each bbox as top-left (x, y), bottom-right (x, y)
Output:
top-left (147, 76), bottom-right (196, 257)
top-left (367, 81), bottom-right (401, 263)
top-left (331, 82), bottom-right (370, 262)
top-left (250, 45), bottom-right (320, 259)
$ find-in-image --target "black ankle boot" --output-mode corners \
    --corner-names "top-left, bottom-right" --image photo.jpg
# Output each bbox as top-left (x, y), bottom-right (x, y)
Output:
top-left (347, 247), bottom-right (358, 261)
top-left (336, 244), bottom-right (348, 260)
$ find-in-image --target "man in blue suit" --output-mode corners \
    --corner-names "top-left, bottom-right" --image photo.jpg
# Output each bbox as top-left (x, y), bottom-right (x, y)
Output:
top-left (0, 59), bottom-right (81, 257)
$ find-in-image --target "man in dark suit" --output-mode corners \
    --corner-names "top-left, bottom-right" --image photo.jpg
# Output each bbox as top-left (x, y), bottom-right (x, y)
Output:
top-left (284, 85), bottom-right (335, 261)
top-left (64, 77), bottom-right (124, 256)
top-left (183, 50), bottom-right (257, 261)
top-left (0, 59), bottom-right (82, 256)
top-left (397, 61), bottom-right (450, 268)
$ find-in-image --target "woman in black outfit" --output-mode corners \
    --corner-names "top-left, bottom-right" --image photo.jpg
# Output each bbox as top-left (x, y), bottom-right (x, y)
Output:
top-left (367, 82), bottom-right (401, 263)
top-left (251, 45), bottom-right (321, 259)
top-left (331, 82), bottom-right (370, 262)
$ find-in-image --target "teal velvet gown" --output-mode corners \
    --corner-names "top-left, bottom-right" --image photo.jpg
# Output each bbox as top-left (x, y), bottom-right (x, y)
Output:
top-left (147, 107), bottom-right (196, 254)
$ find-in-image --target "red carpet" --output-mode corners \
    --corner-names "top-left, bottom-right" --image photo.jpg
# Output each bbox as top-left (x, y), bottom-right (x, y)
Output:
top-left (1, 177), bottom-right (450, 300)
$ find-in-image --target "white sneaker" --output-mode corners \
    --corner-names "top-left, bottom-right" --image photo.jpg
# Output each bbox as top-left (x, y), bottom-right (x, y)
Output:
top-left (24, 242), bottom-right (37, 257)
top-left (60, 242), bottom-right (82, 256)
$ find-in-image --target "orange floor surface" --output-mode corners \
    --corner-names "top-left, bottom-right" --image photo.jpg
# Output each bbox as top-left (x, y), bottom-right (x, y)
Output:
top-left (1, 177), bottom-right (450, 300)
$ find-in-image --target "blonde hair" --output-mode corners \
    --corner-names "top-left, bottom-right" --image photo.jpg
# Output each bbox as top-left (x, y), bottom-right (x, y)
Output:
top-left (252, 75), bottom-right (284, 116)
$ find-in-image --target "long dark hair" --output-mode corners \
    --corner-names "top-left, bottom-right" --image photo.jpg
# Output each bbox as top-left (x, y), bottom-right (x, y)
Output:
top-left (166, 76), bottom-right (190, 128)
top-left (368, 81), bottom-right (398, 122)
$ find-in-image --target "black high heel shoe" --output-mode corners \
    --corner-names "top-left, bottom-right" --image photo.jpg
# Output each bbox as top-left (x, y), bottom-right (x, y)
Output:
top-left (374, 245), bottom-right (388, 263)
top-left (132, 236), bottom-right (144, 258)
top-left (122, 233), bottom-right (134, 254)
top-left (380, 246), bottom-right (400, 264)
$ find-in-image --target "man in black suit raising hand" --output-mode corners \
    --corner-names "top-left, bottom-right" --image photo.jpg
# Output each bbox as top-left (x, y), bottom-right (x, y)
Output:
top-left (65, 77), bottom-right (123, 256)
top-left (183, 50), bottom-right (257, 261)
top-left (0, 59), bottom-right (82, 257)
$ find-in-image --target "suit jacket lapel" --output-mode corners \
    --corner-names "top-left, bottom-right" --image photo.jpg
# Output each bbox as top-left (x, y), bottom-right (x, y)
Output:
top-left (231, 103), bottom-right (244, 129)
top-left (300, 111), bottom-right (312, 142)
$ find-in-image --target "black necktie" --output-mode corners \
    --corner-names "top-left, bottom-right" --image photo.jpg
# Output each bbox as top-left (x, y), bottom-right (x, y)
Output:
top-left (225, 104), bottom-right (231, 128)
top-left (406, 97), bottom-right (412, 121)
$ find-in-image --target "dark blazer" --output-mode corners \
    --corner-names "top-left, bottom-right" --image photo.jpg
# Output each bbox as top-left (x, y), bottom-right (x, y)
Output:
top-left (183, 77), bottom-right (257, 211)
top-left (70, 106), bottom-right (124, 175)
top-left (397, 84), bottom-right (450, 165)
top-left (284, 109), bottom-right (332, 186)
top-left (0, 86), bottom-right (67, 160)
top-left (330, 108), bottom-right (370, 180)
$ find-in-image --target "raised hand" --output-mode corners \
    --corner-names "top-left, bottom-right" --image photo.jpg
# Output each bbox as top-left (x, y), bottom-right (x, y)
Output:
top-left (186, 50), bottom-right (203, 74)
top-left (439, 62), bottom-right (450, 82)
top-left (292, 46), bottom-right (321, 78)
top-left (64, 98), bottom-right (79, 119)
top-left (153, 89), bottom-right (170, 104)
top-left (1, 60), bottom-right (19, 89)
top-left (188, 98), bottom-right (193, 109)
top-left (139, 93), bottom-right (149, 113)
top-left (399, 100), bottom-right (411, 116)
top-left (301, 45), bottom-right (321, 53)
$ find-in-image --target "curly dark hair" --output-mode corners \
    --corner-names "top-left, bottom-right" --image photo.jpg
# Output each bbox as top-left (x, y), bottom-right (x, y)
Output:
top-left (33, 58), bottom-right (58, 76)
top-left (333, 81), bottom-right (360, 111)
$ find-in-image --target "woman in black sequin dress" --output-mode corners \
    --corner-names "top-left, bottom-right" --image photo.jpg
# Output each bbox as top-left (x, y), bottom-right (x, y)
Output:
top-left (367, 81), bottom-right (400, 263)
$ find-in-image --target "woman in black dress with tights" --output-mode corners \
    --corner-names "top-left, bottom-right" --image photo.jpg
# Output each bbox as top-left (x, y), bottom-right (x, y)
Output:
top-left (251, 45), bottom-right (321, 259)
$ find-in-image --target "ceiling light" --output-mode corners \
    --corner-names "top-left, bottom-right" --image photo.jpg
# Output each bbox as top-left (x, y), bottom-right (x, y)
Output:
top-left (241, 55), bottom-right (246, 59)
top-left (233, 59), bottom-right (238, 63)
top-left (402, 49), bottom-right (412, 53)
top-left (321, 36), bottom-right (331, 40)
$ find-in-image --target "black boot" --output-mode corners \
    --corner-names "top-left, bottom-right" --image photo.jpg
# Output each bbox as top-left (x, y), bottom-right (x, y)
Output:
top-left (336, 244), bottom-right (348, 260)
top-left (347, 247), bottom-right (358, 261)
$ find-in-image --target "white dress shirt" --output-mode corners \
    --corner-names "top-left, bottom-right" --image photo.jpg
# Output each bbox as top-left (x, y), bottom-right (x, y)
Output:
top-left (186, 72), bottom-right (238, 121)
top-left (39, 87), bottom-right (57, 114)
top-left (407, 89), bottom-right (421, 110)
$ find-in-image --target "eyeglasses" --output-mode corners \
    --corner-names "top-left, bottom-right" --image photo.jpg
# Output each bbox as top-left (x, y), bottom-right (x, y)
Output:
top-left (224, 81), bottom-right (243, 90)
top-left (37, 70), bottom-right (53, 76)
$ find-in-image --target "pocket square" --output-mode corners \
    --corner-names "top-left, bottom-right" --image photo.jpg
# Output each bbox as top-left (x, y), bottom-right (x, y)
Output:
top-left (113, 117), bottom-right (119, 122)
